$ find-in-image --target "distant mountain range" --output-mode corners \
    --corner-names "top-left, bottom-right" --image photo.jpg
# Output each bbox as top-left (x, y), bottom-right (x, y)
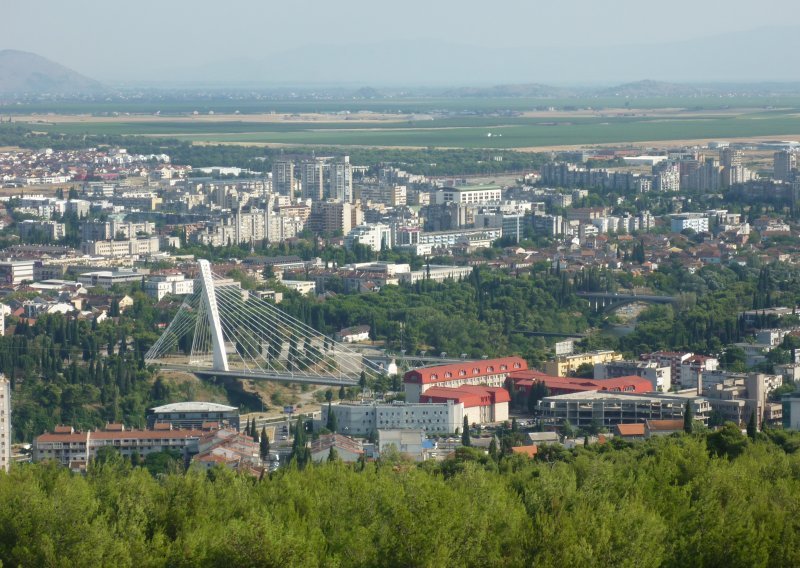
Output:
top-left (0, 49), bottom-right (102, 94)
top-left (148, 25), bottom-right (800, 87)
top-left (4, 26), bottom-right (800, 99)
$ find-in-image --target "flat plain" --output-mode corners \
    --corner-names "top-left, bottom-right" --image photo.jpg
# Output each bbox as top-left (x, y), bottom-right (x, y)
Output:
top-left (8, 96), bottom-right (800, 150)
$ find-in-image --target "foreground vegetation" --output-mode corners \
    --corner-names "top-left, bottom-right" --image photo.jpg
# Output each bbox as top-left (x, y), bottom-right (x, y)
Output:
top-left (4, 430), bottom-right (800, 566)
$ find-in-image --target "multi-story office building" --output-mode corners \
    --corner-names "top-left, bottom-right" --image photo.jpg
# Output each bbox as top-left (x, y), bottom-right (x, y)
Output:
top-left (538, 391), bottom-right (711, 428)
top-left (77, 269), bottom-right (146, 290)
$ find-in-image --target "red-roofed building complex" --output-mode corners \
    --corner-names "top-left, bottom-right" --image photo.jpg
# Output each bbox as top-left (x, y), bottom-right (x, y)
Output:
top-left (420, 385), bottom-right (511, 423)
top-left (403, 356), bottom-right (527, 403)
top-left (508, 370), bottom-right (654, 397)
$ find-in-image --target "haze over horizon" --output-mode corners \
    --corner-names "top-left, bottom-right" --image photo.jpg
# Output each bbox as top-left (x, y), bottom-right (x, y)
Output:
top-left (4, 0), bottom-right (800, 87)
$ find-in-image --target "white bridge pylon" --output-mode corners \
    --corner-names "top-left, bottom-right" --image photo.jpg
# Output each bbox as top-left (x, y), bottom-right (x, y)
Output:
top-left (145, 260), bottom-right (382, 386)
top-left (199, 259), bottom-right (229, 371)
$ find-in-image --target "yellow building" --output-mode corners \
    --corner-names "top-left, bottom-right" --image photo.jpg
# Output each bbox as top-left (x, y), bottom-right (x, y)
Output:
top-left (544, 350), bottom-right (623, 377)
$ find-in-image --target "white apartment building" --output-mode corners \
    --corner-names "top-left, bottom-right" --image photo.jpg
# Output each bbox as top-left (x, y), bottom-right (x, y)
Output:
top-left (18, 220), bottom-right (66, 241)
top-left (328, 156), bottom-right (353, 202)
top-left (144, 273), bottom-right (195, 300)
top-left (344, 224), bottom-right (392, 252)
top-left (441, 185), bottom-right (502, 205)
top-left (77, 269), bottom-right (146, 290)
top-left (81, 220), bottom-right (155, 241)
top-left (81, 237), bottom-right (160, 257)
top-left (281, 280), bottom-right (317, 295)
top-left (397, 265), bottom-right (474, 284)
top-left (670, 213), bottom-right (709, 233)
top-left (595, 360), bottom-right (672, 392)
top-left (0, 260), bottom-right (35, 285)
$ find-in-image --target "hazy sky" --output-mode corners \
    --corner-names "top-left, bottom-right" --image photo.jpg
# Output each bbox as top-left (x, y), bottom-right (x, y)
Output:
top-left (4, 0), bottom-right (799, 83)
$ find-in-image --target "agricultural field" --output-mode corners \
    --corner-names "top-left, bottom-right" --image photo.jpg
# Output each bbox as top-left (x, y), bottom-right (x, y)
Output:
top-left (9, 98), bottom-right (800, 150)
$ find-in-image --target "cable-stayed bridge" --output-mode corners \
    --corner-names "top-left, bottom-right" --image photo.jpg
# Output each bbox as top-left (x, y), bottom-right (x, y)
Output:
top-left (145, 260), bottom-right (383, 387)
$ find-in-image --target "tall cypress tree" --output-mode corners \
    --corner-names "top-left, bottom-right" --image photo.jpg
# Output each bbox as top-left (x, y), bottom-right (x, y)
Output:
top-left (327, 445), bottom-right (339, 462)
top-left (326, 403), bottom-right (338, 433)
top-left (259, 426), bottom-right (270, 461)
top-left (683, 400), bottom-right (694, 434)
top-left (747, 410), bottom-right (758, 440)
top-left (462, 416), bottom-right (471, 447)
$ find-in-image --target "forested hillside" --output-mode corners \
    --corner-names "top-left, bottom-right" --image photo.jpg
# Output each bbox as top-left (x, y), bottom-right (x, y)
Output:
top-left (3, 430), bottom-right (800, 566)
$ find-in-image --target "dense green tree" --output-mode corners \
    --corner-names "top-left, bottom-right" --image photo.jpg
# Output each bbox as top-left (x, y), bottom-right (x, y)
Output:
top-left (327, 446), bottom-right (339, 463)
top-left (527, 381), bottom-right (549, 414)
top-left (461, 416), bottom-right (471, 447)
top-left (326, 403), bottom-right (338, 433)
top-left (259, 427), bottom-right (270, 461)
top-left (707, 422), bottom-right (748, 459)
top-left (684, 400), bottom-right (694, 434)
top-left (488, 437), bottom-right (498, 461)
top-left (747, 411), bottom-right (758, 440)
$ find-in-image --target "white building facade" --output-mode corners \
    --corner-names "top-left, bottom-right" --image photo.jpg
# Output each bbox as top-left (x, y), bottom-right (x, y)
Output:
top-left (321, 401), bottom-right (463, 436)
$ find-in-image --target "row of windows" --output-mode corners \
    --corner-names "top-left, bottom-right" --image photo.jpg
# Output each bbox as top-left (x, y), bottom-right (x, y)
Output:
top-left (428, 364), bottom-right (521, 381)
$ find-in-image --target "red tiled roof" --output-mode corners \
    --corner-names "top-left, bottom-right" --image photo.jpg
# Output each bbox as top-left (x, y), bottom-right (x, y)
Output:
top-left (509, 371), bottom-right (652, 395)
top-left (36, 428), bottom-right (206, 444)
top-left (511, 445), bottom-right (538, 457)
top-left (420, 385), bottom-right (511, 408)
top-left (404, 357), bottom-right (527, 385)
top-left (646, 419), bottom-right (685, 432)
top-left (615, 423), bottom-right (646, 437)
top-left (310, 433), bottom-right (363, 455)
